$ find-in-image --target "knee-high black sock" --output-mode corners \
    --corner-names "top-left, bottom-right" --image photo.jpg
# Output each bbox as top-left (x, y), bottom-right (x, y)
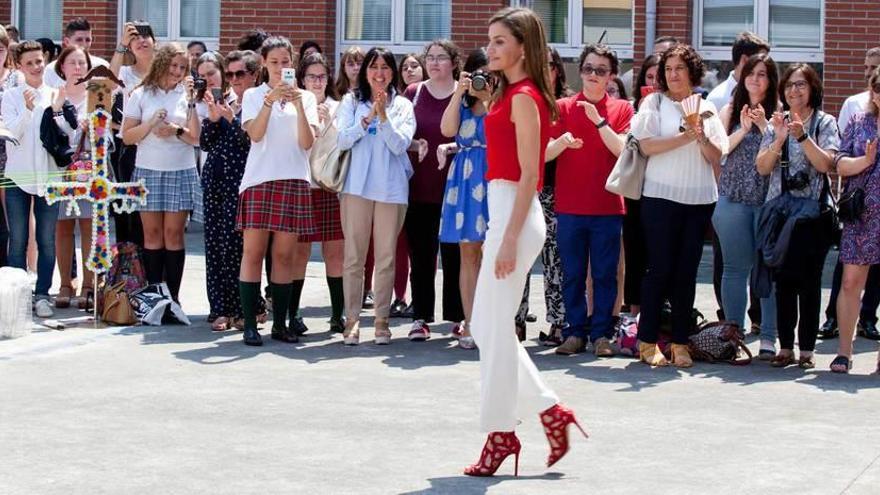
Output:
top-left (143, 248), bottom-right (165, 285)
top-left (272, 283), bottom-right (293, 331)
top-left (327, 276), bottom-right (344, 321)
top-left (239, 281), bottom-right (260, 330)
top-left (288, 279), bottom-right (305, 322)
top-left (164, 249), bottom-right (186, 302)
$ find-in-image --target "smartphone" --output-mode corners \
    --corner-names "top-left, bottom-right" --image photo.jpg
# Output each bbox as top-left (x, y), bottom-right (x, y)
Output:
top-left (210, 88), bottom-right (223, 102)
top-left (281, 68), bottom-right (296, 86)
top-left (640, 86), bottom-right (656, 98)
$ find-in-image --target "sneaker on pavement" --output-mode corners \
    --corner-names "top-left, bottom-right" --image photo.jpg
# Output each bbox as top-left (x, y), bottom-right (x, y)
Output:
top-left (593, 337), bottom-right (615, 357)
top-left (362, 291), bottom-right (375, 309)
top-left (408, 320), bottom-right (430, 341)
top-left (35, 299), bottom-right (54, 318)
top-left (389, 299), bottom-right (408, 318)
top-left (758, 339), bottom-right (777, 360)
top-left (555, 336), bottom-right (586, 355)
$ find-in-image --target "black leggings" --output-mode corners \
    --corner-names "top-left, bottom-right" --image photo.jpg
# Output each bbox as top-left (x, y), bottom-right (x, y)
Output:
top-left (622, 198), bottom-right (646, 306)
top-left (775, 216), bottom-right (832, 352)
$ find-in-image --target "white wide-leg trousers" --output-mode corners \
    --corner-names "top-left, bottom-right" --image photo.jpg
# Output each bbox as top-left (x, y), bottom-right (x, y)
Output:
top-left (470, 180), bottom-right (560, 432)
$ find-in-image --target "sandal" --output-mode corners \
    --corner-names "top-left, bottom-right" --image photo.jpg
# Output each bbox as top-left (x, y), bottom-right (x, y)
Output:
top-left (770, 352), bottom-right (796, 368)
top-left (55, 285), bottom-right (74, 309)
top-left (211, 316), bottom-right (231, 332)
top-left (829, 355), bottom-right (852, 374)
top-left (798, 354), bottom-right (816, 370)
top-left (77, 287), bottom-right (94, 311)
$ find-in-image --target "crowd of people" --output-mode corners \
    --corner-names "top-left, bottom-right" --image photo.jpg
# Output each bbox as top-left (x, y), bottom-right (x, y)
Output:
top-left (0, 14), bottom-right (878, 380)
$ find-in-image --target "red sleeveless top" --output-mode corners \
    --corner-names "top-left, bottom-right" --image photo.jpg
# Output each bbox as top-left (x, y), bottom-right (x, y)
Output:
top-left (485, 78), bottom-right (550, 191)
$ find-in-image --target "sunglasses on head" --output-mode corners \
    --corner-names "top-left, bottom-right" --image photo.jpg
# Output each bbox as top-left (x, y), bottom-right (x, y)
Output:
top-left (225, 70), bottom-right (252, 79)
top-left (580, 65), bottom-right (610, 77)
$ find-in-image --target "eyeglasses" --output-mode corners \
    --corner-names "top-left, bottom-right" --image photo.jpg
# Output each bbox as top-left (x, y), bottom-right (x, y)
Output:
top-left (580, 65), bottom-right (610, 77)
top-left (783, 80), bottom-right (809, 91)
top-left (304, 74), bottom-right (328, 83)
top-left (425, 55), bottom-right (451, 63)
top-left (225, 70), bottom-right (253, 79)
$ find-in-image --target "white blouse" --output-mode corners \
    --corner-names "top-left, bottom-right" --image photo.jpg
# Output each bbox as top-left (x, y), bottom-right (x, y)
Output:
top-left (123, 84), bottom-right (197, 172)
top-left (631, 93), bottom-right (729, 205)
top-left (2, 83), bottom-right (58, 194)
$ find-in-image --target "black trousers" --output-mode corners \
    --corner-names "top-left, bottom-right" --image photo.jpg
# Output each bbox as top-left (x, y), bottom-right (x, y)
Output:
top-left (775, 216), bottom-right (831, 352)
top-left (638, 197), bottom-right (713, 345)
top-left (824, 255), bottom-right (880, 324)
top-left (111, 141), bottom-right (144, 247)
top-left (0, 189), bottom-right (7, 267)
top-left (622, 198), bottom-right (646, 306)
top-left (404, 201), bottom-right (464, 323)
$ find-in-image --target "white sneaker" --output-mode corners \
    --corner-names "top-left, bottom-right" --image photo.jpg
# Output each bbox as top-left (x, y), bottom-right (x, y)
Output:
top-left (34, 299), bottom-right (54, 318)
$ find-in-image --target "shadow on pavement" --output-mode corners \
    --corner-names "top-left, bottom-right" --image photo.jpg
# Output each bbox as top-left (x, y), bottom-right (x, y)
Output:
top-left (399, 472), bottom-right (564, 495)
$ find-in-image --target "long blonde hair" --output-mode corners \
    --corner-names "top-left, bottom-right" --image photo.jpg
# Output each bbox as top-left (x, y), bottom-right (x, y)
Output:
top-left (488, 7), bottom-right (558, 121)
top-left (138, 43), bottom-right (188, 91)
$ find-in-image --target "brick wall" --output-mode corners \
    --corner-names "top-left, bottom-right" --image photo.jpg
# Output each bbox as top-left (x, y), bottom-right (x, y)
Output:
top-left (219, 0), bottom-right (336, 64)
top-left (823, 1), bottom-right (880, 116)
top-left (0, 1), bottom-right (10, 26)
top-left (63, 0), bottom-right (118, 60)
top-left (451, 0), bottom-right (504, 54)
top-left (655, 0), bottom-right (691, 45)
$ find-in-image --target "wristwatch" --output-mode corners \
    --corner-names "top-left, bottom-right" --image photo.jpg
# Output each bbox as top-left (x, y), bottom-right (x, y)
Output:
top-left (175, 126), bottom-right (185, 138)
top-left (595, 118), bottom-right (608, 129)
top-left (115, 44), bottom-right (128, 54)
top-left (796, 133), bottom-right (808, 143)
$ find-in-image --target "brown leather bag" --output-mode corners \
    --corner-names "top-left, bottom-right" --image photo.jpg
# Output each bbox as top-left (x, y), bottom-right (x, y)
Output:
top-left (688, 321), bottom-right (753, 365)
top-left (101, 281), bottom-right (137, 326)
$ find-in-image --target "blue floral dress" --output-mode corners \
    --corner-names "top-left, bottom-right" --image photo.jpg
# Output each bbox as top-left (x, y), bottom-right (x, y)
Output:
top-left (838, 112), bottom-right (880, 265)
top-left (439, 105), bottom-right (488, 243)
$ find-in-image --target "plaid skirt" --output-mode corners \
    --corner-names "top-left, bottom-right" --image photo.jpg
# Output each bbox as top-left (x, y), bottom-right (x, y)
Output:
top-left (237, 179), bottom-right (316, 234)
top-left (132, 167), bottom-right (201, 212)
top-left (300, 188), bottom-right (344, 242)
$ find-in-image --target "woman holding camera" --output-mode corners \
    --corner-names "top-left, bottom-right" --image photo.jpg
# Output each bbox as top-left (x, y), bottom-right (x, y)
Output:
top-left (122, 43), bottom-right (201, 304)
top-left (237, 37), bottom-right (318, 346)
top-left (403, 39), bottom-right (464, 342)
top-left (830, 69), bottom-right (880, 374)
top-left (336, 47), bottom-right (415, 345)
top-left (436, 48), bottom-right (492, 350)
top-left (756, 64), bottom-right (839, 369)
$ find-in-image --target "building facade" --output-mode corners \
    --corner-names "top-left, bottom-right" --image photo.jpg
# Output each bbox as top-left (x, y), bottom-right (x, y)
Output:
top-left (2, 0), bottom-right (877, 113)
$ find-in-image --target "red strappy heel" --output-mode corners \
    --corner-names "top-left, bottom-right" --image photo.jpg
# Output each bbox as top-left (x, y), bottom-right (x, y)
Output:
top-left (463, 431), bottom-right (521, 477)
top-left (540, 404), bottom-right (588, 467)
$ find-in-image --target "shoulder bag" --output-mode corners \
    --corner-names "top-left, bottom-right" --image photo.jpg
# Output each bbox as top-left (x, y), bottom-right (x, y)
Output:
top-left (605, 92), bottom-right (663, 200)
top-left (312, 101), bottom-right (352, 193)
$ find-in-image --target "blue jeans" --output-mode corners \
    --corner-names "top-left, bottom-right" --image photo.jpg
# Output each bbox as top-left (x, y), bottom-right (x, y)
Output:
top-left (5, 186), bottom-right (58, 297)
top-left (557, 214), bottom-right (622, 342)
top-left (712, 195), bottom-right (777, 341)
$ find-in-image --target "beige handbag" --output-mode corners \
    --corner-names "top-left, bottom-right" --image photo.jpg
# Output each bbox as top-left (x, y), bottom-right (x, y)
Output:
top-left (310, 105), bottom-right (351, 193)
top-left (605, 93), bottom-right (663, 200)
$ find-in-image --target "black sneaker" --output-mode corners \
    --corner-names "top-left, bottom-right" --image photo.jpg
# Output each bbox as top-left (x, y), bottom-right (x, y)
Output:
top-left (858, 319), bottom-right (880, 341)
top-left (819, 317), bottom-right (839, 339)
top-left (390, 299), bottom-right (408, 318)
top-left (362, 291), bottom-right (375, 309)
top-left (401, 302), bottom-right (415, 319)
top-left (329, 316), bottom-right (346, 333)
top-left (291, 315), bottom-right (309, 336)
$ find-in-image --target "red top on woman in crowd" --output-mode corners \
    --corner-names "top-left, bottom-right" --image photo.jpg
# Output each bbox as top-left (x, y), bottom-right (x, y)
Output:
top-left (485, 78), bottom-right (550, 190)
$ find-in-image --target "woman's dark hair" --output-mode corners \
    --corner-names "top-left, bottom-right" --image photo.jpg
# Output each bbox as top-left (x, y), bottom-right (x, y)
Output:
top-left (187, 40), bottom-right (207, 53)
top-left (54, 45), bottom-right (92, 80)
top-left (355, 47), bottom-right (399, 103)
top-left (462, 48), bottom-right (488, 108)
top-left (259, 36), bottom-right (295, 83)
top-left (423, 38), bottom-right (460, 80)
top-left (657, 44), bottom-right (705, 92)
top-left (779, 63), bottom-right (823, 111)
top-left (578, 43), bottom-right (619, 76)
top-left (633, 54), bottom-right (660, 108)
top-left (728, 53), bottom-right (779, 134)
top-left (397, 53), bottom-right (426, 92)
top-left (195, 51), bottom-right (229, 102)
top-left (13, 40), bottom-right (42, 64)
top-left (238, 28), bottom-right (270, 52)
top-left (609, 76), bottom-right (627, 100)
top-left (297, 53), bottom-right (337, 100)
top-left (36, 38), bottom-right (60, 63)
top-left (335, 46), bottom-right (364, 96)
top-left (548, 47), bottom-right (571, 99)
top-left (298, 40), bottom-right (322, 60)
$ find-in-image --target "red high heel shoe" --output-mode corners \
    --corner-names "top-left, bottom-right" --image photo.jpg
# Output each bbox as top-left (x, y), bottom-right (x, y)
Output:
top-left (540, 404), bottom-right (588, 467)
top-left (463, 431), bottom-right (521, 477)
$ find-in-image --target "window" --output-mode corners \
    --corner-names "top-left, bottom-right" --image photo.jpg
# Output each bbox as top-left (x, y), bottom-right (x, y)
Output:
top-left (695, 0), bottom-right (822, 62)
top-left (340, 0), bottom-right (450, 47)
top-left (14, 0), bottom-right (63, 40)
top-left (121, 0), bottom-right (219, 41)
top-left (516, 0), bottom-right (634, 59)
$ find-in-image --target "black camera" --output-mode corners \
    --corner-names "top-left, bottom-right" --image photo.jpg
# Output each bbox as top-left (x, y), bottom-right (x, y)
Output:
top-left (193, 78), bottom-right (207, 92)
top-left (470, 70), bottom-right (492, 91)
top-left (132, 22), bottom-right (153, 38)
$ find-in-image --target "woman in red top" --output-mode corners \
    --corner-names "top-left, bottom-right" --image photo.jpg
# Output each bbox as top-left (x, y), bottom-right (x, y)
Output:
top-left (463, 7), bottom-right (586, 477)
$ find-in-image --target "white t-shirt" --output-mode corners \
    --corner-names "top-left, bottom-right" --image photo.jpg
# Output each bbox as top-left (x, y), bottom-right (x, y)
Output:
top-left (1, 83), bottom-right (58, 194)
top-left (707, 72), bottom-right (737, 116)
top-left (43, 54), bottom-right (109, 89)
top-left (239, 83), bottom-right (319, 193)
top-left (118, 65), bottom-right (145, 105)
top-left (123, 84), bottom-right (197, 172)
top-left (837, 91), bottom-right (870, 135)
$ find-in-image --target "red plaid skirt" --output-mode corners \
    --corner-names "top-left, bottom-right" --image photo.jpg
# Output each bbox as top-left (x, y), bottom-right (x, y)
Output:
top-left (300, 188), bottom-right (344, 242)
top-left (236, 179), bottom-right (316, 234)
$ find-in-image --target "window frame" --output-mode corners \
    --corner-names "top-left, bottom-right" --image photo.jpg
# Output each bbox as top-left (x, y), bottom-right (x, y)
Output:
top-left (336, 0), bottom-right (452, 54)
top-left (693, 0), bottom-right (824, 63)
top-left (12, 0), bottom-right (64, 42)
top-left (512, 0), bottom-right (635, 60)
top-left (117, 0), bottom-right (220, 47)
